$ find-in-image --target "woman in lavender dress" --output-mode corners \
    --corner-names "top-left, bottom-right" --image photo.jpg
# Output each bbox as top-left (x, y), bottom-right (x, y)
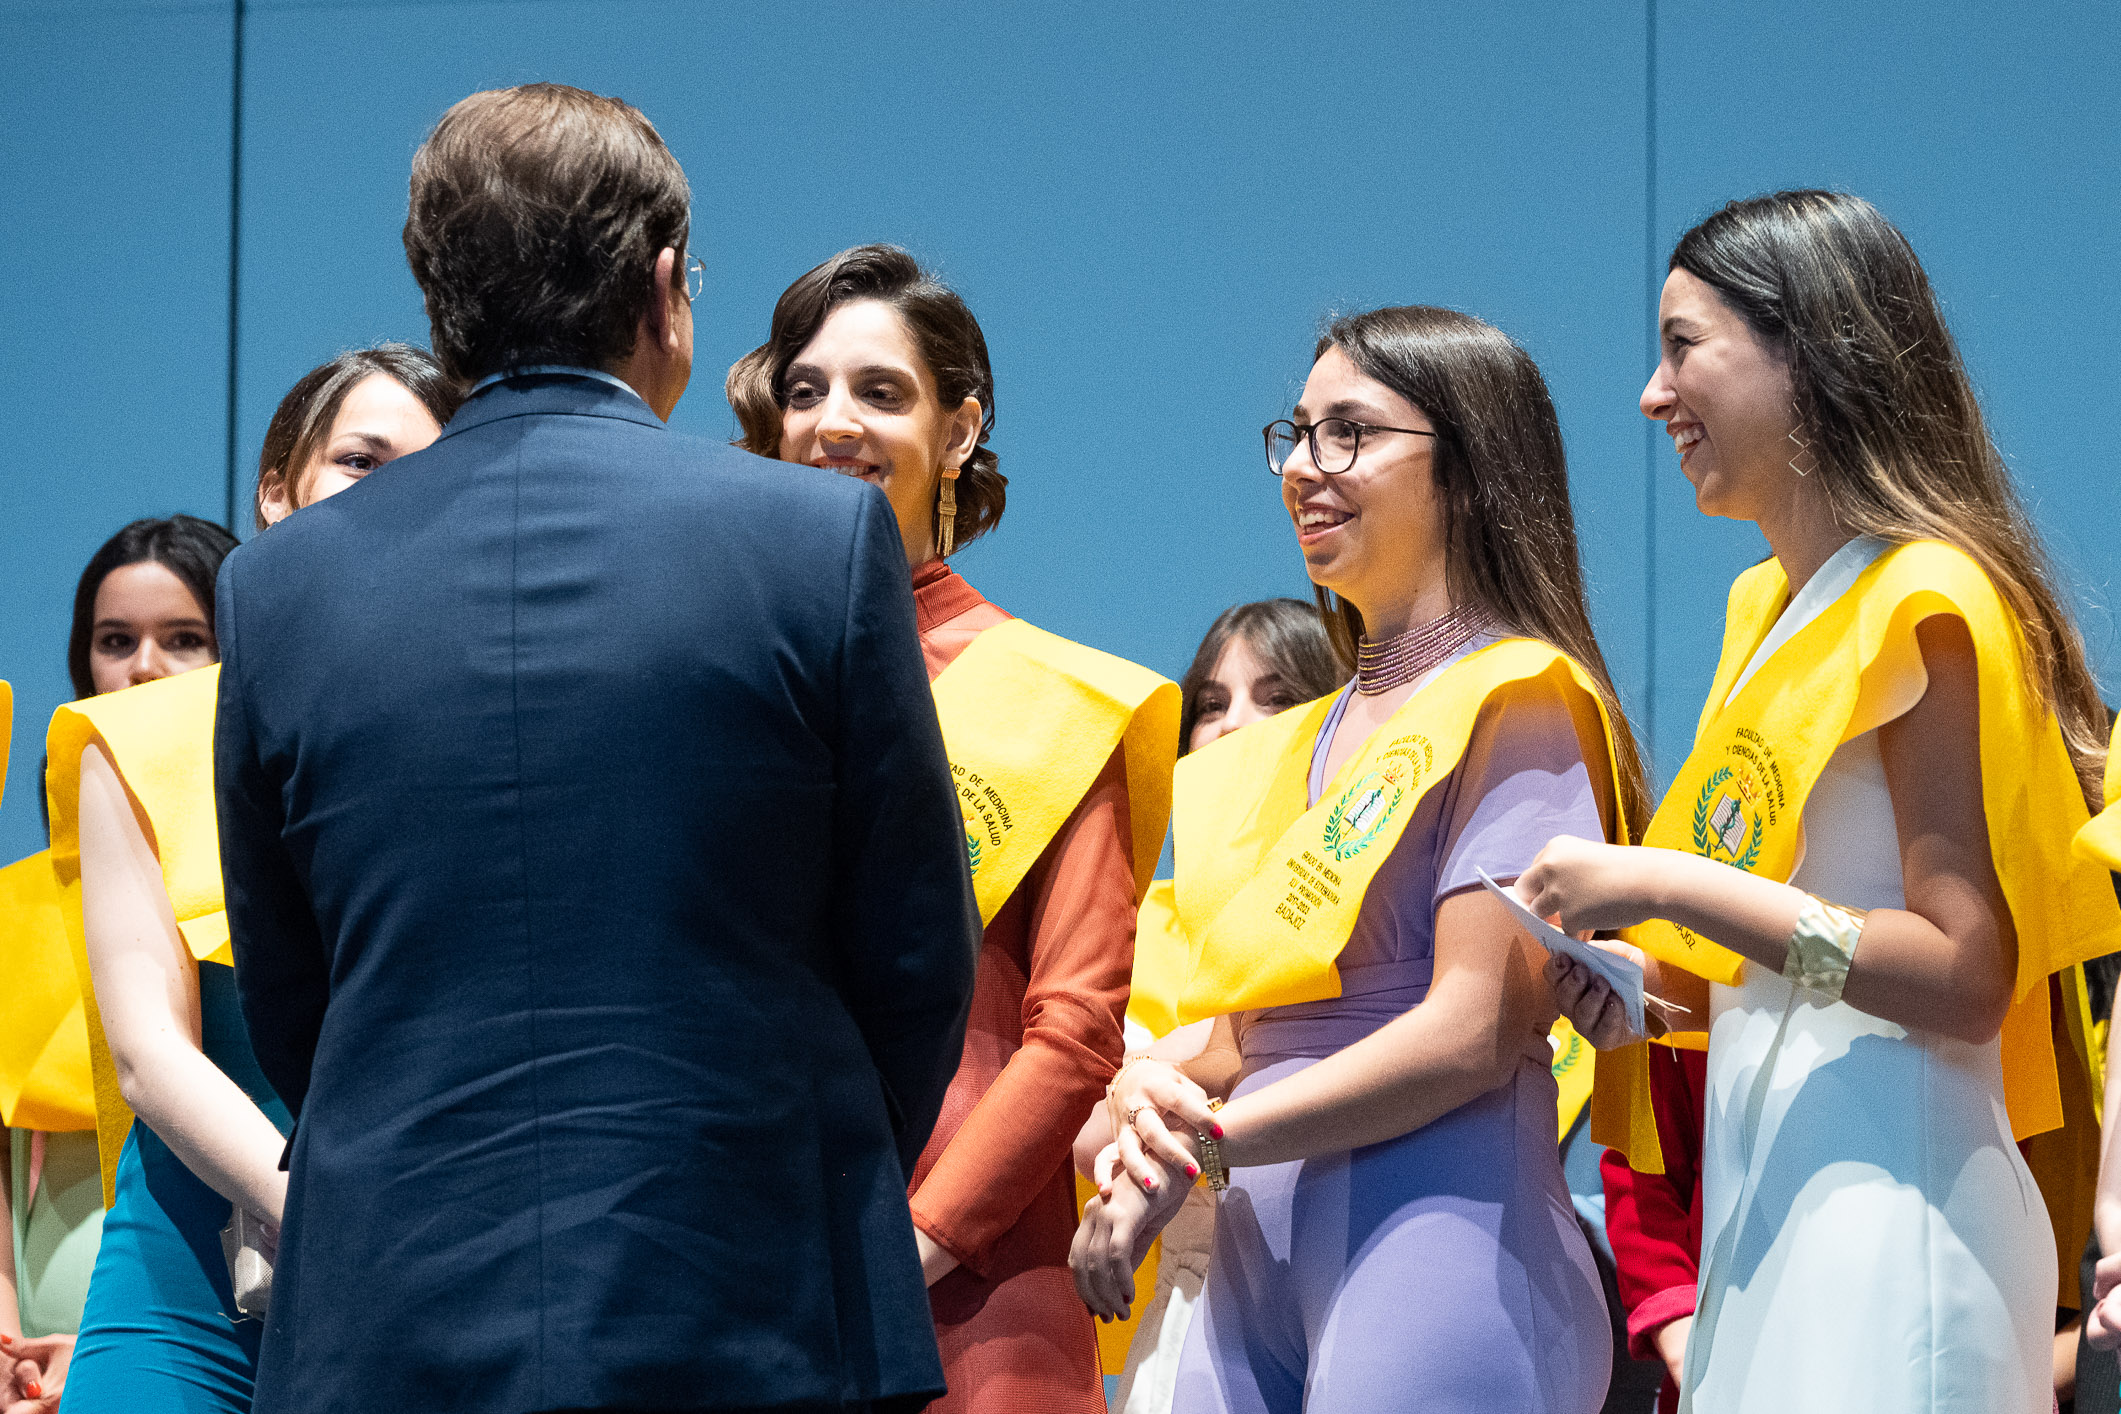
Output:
top-left (1073, 306), bottom-right (1648, 1412)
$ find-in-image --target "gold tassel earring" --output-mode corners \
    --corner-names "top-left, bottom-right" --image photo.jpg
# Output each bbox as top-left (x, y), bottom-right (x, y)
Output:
top-left (937, 466), bottom-right (961, 558)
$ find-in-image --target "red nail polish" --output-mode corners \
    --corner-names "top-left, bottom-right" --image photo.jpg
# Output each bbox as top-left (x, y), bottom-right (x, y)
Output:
top-left (1144, 1177), bottom-right (1157, 1192)
top-left (1185, 1163), bottom-right (1200, 1178)
top-left (26, 1383), bottom-right (41, 1400)
top-left (1212, 1123), bottom-right (1225, 1140)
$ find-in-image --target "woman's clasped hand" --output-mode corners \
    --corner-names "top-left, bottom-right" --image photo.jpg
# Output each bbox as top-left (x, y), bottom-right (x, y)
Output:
top-left (1072, 1058), bottom-right (1220, 1321)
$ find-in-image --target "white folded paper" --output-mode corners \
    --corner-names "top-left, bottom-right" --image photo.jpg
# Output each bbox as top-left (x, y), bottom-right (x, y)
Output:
top-left (1476, 867), bottom-right (1646, 1038)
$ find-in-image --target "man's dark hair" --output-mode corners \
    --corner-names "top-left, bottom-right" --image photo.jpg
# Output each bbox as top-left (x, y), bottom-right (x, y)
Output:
top-left (403, 83), bottom-right (691, 383)
top-left (68, 515), bottom-right (238, 699)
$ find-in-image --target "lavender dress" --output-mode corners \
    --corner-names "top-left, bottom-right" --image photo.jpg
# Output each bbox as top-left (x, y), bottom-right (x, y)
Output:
top-left (1172, 666), bottom-right (1613, 1414)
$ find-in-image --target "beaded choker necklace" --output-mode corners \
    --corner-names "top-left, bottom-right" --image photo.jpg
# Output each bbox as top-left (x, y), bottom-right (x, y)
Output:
top-left (1355, 604), bottom-right (1493, 695)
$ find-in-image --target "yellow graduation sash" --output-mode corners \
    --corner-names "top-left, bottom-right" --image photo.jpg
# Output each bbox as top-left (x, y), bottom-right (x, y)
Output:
top-left (1, 677), bottom-right (12, 804)
top-left (46, 665), bottom-right (230, 1201)
top-left (2072, 715), bottom-right (2121, 871)
top-left (931, 619), bottom-right (1179, 924)
top-left (0, 851), bottom-right (94, 1131)
top-left (1127, 878), bottom-right (1189, 1039)
top-left (1170, 638), bottom-right (1625, 1024)
top-left (1600, 542), bottom-right (2120, 1169)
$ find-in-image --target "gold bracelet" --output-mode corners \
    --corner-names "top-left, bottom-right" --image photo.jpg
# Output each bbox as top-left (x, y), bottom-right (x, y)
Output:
top-left (1196, 1130), bottom-right (1227, 1192)
top-left (1196, 1097), bottom-right (1228, 1192)
top-left (1782, 895), bottom-right (1865, 1001)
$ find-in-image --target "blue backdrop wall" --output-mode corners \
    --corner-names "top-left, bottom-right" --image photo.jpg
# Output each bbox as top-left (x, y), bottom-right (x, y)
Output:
top-left (3, 0), bottom-right (2116, 865)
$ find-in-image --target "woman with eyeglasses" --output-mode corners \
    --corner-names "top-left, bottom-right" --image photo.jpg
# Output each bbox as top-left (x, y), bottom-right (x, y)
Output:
top-left (729, 244), bottom-right (1178, 1414)
top-left (1074, 305), bottom-right (1647, 1412)
top-left (1529, 190), bottom-right (2118, 1413)
top-left (52, 345), bottom-right (459, 1414)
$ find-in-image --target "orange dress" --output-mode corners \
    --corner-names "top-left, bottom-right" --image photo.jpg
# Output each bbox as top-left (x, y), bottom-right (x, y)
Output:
top-left (908, 560), bottom-right (1134, 1414)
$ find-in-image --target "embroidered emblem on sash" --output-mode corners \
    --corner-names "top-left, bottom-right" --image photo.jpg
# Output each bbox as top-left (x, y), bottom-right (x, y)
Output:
top-left (953, 760), bottom-right (1010, 877)
top-left (1324, 769), bottom-right (1399, 861)
top-left (1550, 1024), bottom-right (1585, 1080)
top-left (1692, 765), bottom-right (1765, 871)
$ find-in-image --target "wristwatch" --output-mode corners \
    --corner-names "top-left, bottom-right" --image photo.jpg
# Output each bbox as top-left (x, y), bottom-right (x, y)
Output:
top-left (1196, 1098), bottom-right (1228, 1193)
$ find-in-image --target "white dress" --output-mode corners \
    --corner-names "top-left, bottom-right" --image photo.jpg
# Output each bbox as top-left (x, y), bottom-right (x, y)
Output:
top-left (1682, 537), bottom-right (2054, 1414)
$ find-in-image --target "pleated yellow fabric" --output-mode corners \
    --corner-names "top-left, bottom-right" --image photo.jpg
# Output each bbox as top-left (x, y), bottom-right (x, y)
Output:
top-left (1126, 879), bottom-right (1189, 1039)
top-left (0, 851), bottom-right (94, 1131)
top-left (1598, 542), bottom-right (2121, 1171)
top-left (931, 619), bottom-right (1179, 923)
top-left (45, 665), bottom-right (228, 1201)
top-left (2072, 714), bottom-right (2121, 871)
top-left (2021, 964), bottom-right (2104, 1308)
top-left (1169, 639), bottom-right (1627, 1024)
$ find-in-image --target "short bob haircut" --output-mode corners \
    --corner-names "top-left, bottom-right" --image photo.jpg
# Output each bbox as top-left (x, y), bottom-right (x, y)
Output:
top-left (1177, 598), bottom-right (1344, 752)
top-left (727, 244), bottom-right (1007, 552)
top-left (404, 83), bottom-right (691, 384)
top-left (68, 515), bottom-right (238, 699)
top-left (253, 343), bottom-right (462, 530)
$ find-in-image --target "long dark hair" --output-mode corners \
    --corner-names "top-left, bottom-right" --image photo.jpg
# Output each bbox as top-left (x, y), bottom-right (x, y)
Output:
top-left (727, 244), bottom-right (1007, 550)
top-left (254, 343), bottom-right (461, 530)
top-left (1178, 598), bottom-right (1345, 752)
top-left (68, 515), bottom-right (238, 699)
top-left (1673, 190), bottom-right (2106, 805)
top-left (1310, 306), bottom-right (1649, 834)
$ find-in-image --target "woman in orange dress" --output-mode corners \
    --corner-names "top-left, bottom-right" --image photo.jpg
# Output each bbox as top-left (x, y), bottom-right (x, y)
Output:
top-left (731, 244), bottom-right (1177, 1413)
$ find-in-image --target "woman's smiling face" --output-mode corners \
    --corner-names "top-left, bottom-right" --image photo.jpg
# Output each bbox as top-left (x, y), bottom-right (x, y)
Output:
top-left (1278, 345), bottom-right (1444, 615)
top-left (1642, 268), bottom-right (1802, 521)
top-left (776, 298), bottom-right (981, 565)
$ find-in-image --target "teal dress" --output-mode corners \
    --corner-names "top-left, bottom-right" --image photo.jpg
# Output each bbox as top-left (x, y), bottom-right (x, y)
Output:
top-left (62, 961), bottom-right (290, 1412)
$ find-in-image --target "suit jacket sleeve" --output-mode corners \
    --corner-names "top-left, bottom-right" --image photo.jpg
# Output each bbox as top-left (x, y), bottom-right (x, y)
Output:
top-left (829, 490), bottom-right (981, 1177)
top-left (216, 552), bottom-right (332, 1120)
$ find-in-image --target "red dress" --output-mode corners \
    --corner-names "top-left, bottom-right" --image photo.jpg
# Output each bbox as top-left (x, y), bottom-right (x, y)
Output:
top-left (1599, 1043), bottom-right (1708, 1414)
top-left (907, 561), bottom-right (1135, 1414)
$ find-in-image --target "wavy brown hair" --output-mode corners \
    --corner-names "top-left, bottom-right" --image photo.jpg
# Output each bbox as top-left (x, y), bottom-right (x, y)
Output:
top-left (1309, 306), bottom-right (1650, 836)
top-left (1673, 190), bottom-right (2106, 806)
top-left (727, 245), bottom-right (1006, 550)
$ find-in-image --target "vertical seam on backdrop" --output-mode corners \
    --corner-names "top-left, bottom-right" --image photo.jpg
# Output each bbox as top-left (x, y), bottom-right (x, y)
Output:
top-left (223, 0), bottom-right (246, 531)
top-left (1643, 0), bottom-right (1659, 774)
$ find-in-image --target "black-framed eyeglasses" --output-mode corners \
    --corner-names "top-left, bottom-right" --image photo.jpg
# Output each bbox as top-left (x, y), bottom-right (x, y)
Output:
top-left (683, 253), bottom-right (705, 302)
top-left (1263, 417), bottom-right (1436, 476)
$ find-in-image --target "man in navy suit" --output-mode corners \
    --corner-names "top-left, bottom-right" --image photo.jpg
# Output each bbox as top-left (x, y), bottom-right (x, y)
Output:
top-left (216, 84), bottom-right (979, 1414)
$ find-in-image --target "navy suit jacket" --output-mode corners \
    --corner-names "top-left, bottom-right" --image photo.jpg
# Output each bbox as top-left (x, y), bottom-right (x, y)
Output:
top-left (215, 374), bottom-right (979, 1414)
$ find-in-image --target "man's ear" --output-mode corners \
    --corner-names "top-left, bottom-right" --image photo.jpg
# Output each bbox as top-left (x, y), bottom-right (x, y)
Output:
top-left (647, 247), bottom-right (682, 352)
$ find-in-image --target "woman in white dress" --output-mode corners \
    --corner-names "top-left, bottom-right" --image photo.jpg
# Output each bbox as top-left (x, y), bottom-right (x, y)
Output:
top-left (1521, 189), bottom-right (2119, 1413)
